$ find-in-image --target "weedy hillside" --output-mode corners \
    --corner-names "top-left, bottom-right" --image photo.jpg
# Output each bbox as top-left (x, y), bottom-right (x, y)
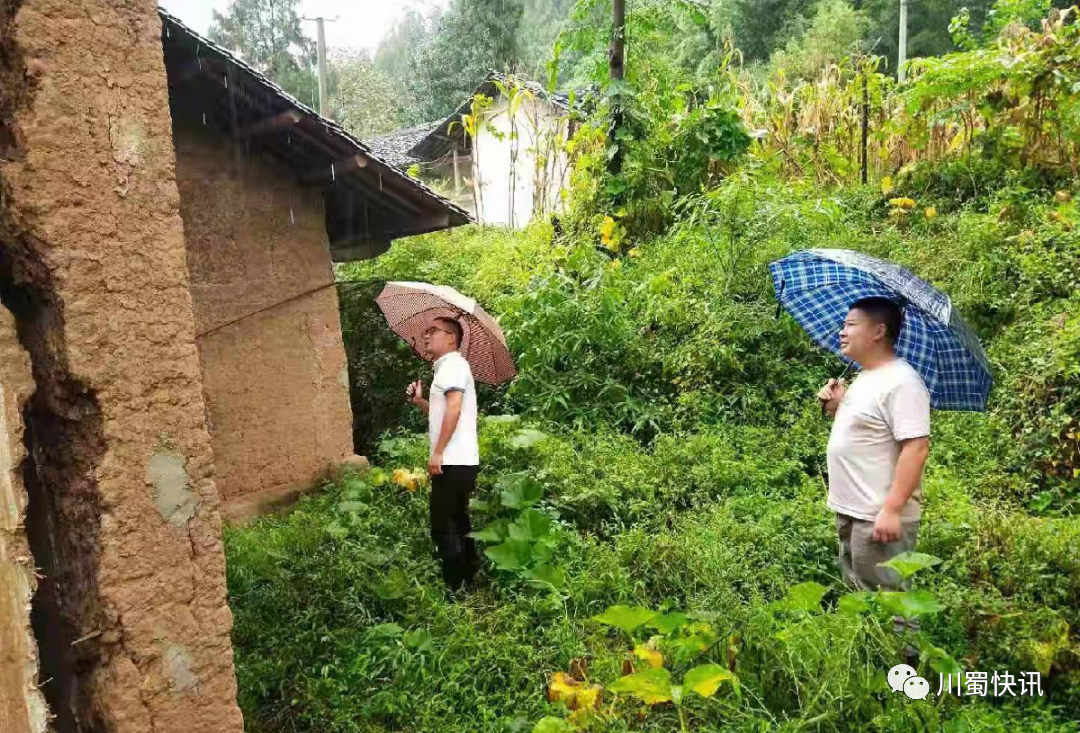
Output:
top-left (225, 3), bottom-right (1080, 732)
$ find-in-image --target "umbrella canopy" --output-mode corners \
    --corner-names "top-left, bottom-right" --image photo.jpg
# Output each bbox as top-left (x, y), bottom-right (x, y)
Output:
top-left (375, 281), bottom-right (517, 385)
top-left (769, 249), bottom-right (992, 411)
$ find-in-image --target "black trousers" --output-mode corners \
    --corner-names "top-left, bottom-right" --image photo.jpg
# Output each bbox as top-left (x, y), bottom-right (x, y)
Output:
top-left (429, 464), bottom-right (479, 588)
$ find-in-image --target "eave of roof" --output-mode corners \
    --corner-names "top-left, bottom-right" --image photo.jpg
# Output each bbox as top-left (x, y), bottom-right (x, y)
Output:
top-left (157, 8), bottom-right (472, 259)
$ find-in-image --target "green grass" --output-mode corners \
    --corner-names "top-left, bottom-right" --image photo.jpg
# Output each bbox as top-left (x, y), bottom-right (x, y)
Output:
top-left (230, 161), bottom-right (1080, 733)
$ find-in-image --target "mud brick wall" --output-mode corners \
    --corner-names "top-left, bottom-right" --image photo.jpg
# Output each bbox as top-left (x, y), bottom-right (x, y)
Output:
top-left (0, 310), bottom-right (44, 733)
top-left (171, 122), bottom-right (353, 520)
top-left (0, 1), bottom-right (244, 731)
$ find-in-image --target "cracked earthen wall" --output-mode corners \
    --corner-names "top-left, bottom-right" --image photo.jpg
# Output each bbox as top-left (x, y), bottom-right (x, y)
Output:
top-left (0, 309), bottom-right (44, 733)
top-left (171, 120), bottom-right (353, 521)
top-left (0, 1), bottom-right (244, 731)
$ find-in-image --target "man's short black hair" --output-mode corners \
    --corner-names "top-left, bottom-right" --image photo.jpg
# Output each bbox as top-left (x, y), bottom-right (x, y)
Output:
top-left (434, 316), bottom-right (463, 347)
top-left (850, 296), bottom-right (903, 345)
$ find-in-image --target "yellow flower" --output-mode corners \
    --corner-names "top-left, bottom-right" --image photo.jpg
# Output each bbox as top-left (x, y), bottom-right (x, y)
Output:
top-left (392, 468), bottom-right (427, 492)
top-left (889, 197), bottom-right (917, 210)
top-left (881, 176), bottom-right (894, 195)
top-left (924, 206), bottom-right (938, 220)
top-left (600, 215), bottom-right (619, 250)
top-left (628, 247), bottom-right (641, 258)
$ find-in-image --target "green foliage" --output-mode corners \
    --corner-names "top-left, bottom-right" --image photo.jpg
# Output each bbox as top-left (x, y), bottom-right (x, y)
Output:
top-left (768, 0), bottom-right (871, 81)
top-left (232, 14), bottom-right (1080, 730)
top-left (878, 550), bottom-right (944, 580)
top-left (370, 0), bottom-right (578, 125)
top-left (591, 605), bottom-right (657, 635)
top-left (470, 472), bottom-right (566, 588)
top-left (328, 49), bottom-right (402, 139)
top-left (899, 8), bottom-right (1080, 172)
top-left (209, 0), bottom-right (317, 104)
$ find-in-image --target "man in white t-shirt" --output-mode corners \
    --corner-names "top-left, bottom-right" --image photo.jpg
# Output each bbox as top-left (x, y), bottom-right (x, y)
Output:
top-left (817, 297), bottom-right (931, 596)
top-left (405, 316), bottom-right (480, 589)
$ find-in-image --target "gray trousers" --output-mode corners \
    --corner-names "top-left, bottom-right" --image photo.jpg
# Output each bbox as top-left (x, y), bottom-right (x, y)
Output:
top-left (835, 513), bottom-right (920, 633)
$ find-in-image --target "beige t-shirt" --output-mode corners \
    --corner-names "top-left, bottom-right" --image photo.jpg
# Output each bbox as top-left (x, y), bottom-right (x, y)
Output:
top-left (428, 351), bottom-right (479, 466)
top-left (826, 358), bottom-right (931, 522)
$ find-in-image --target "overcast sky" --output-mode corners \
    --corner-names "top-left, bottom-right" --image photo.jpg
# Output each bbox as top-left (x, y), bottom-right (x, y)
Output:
top-left (157, 0), bottom-right (449, 54)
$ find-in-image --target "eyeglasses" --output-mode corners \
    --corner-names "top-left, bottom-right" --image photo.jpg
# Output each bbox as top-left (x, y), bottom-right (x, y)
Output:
top-left (424, 326), bottom-right (455, 337)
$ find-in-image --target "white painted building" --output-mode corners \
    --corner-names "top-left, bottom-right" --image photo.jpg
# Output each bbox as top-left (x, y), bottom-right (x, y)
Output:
top-left (372, 73), bottom-right (588, 228)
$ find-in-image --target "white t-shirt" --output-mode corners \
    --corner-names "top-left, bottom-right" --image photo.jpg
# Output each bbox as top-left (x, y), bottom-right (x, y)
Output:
top-left (826, 358), bottom-right (931, 522)
top-left (428, 351), bottom-right (479, 466)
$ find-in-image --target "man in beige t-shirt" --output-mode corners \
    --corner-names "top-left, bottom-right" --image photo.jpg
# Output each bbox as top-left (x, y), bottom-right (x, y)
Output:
top-left (818, 297), bottom-right (931, 594)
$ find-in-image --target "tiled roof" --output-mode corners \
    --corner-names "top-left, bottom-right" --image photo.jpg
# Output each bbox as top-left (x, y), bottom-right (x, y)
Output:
top-left (158, 7), bottom-right (473, 254)
top-left (367, 121), bottom-right (442, 169)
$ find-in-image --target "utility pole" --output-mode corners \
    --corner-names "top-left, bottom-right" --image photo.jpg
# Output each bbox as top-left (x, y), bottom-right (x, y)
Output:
top-left (897, 0), bottom-right (909, 83)
top-left (303, 16), bottom-right (336, 117)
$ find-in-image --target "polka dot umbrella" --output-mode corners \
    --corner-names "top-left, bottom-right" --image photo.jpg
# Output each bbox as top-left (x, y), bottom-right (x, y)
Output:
top-left (374, 281), bottom-right (517, 385)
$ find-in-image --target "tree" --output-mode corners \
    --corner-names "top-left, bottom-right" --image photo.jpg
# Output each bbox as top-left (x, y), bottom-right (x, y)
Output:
top-left (373, 9), bottom-right (430, 120)
top-left (209, 0), bottom-right (317, 104)
top-left (711, 0), bottom-right (816, 63)
top-left (330, 50), bottom-right (403, 139)
top-left (859, 0), bottom-right (997, 75)
top-left (770, 0), bottom-right (870, 80)
top-left (375, 0), bottom-right (539, 124)
top-left (519, 0), bottom-right (579, 75)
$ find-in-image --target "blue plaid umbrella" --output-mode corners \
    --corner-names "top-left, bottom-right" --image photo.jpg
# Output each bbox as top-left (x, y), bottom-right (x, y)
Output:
top-left (769, 249), bottom-right (992, 411)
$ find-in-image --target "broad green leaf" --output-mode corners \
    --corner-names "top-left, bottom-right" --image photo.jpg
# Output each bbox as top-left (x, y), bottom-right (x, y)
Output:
top-left (367, 468), bottom-right (389, 487)
top-left (468, 498), bottom-right (492, 512)
top-left (838, 592), bottom-right (873, 614)
top-left (921, 643), bottom-right (962, 675)
top-left (662, 627), bottom-right (719, 665)
top-left (374, 568), bottom-right (409, 600)
top-left (592, 605), bottom-right (658, 635)
top-left (509, 428), bottom-right (550, 449)
top-left (530, 541), bottom-right (554, 564)
top-left (500, 475), bottom-right (545, 509)
top-left (524, 563), bottom-right (565, 590)
top-left (608, 668), bottom-right (674, 704)
top-left (485, 539), bottom-right (533, 570)
top-left (509, 508), bottom-right (553, 541)
top-left (683, 663), bottom-right (735, 698)
top-left (343, 475), bottom-right (369, 491)
top-left (783, 581), bottom-right (828, 613)
top-left (648, 612), bottom-right (690, 635)
top-left (485, 414), bottom-right (521, 424)
top-left (337, 501), bottom-right (368, 513)
top-left (468, 519), bottom-right (509, 543)
top-left (878, 552), bottom-right (942, 580)
top-left (878, 590), bottom-right (945, 618)
top-left (532, 718), bottom-right (573, 733)
top-left (370, 623), bottom-right (404, 637)
top-left (325, 520), bottom-right (348, 538)
top-left (404, 628), bottom-right (433, 652)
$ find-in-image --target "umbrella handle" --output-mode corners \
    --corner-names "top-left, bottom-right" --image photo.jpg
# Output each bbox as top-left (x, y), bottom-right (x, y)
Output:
top-left (820, 362), bottom-right (855, 417)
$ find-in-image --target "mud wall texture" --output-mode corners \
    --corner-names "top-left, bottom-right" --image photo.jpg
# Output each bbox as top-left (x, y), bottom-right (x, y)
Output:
top-left (0, 1), bottom-right (244, 732)
top-left (0, 308), bottom-right (44, 733)
top-left (172, 123), bottom-right (353, 518)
